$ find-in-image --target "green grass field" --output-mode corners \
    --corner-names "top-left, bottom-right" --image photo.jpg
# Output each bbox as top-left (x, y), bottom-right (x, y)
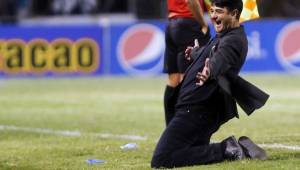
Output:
top-left (0, 75), bottom-right (299, 170)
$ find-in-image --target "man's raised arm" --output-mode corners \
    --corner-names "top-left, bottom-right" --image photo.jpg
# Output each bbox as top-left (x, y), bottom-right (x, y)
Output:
top-left (186, 0), bottom-right (208, 34)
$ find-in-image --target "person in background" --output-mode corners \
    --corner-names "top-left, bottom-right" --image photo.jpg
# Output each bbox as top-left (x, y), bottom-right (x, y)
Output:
top-left (257, 0), bottom-right (300, 18)
top-left (0, 0), bottom-right (18, 23)
top-left (51, 0), bottom-right (98, 15)
top-left (163, 0), bottom-right (211, 126)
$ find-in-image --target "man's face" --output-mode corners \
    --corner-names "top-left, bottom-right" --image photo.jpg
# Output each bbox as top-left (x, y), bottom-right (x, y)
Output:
top-left (210, 5), bottom-right (237, 33)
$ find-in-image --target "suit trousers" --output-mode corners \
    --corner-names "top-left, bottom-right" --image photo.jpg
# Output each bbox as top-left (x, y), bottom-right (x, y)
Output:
top-left (151, 106), bottom-right (224, 168)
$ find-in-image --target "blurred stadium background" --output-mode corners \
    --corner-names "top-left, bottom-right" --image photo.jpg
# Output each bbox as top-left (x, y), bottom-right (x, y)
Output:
top-left (0, 0), bottom-right (300, 169)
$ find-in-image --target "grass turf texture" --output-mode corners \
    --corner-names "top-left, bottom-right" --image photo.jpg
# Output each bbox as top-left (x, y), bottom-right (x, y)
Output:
top-left (0, 75), bottom-right (299, 170)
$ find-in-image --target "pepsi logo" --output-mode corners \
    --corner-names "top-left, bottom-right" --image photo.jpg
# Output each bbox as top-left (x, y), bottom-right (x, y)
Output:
top-left (276, 21), bottom-right (300, 72)
top-left (117, 24), bottom-right (165, 75)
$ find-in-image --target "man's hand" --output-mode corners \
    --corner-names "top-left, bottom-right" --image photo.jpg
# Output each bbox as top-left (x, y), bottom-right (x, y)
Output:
top-left (185, 39), bottom-right (199, 61)
top-left (196, 58), bottom-right (210, 86)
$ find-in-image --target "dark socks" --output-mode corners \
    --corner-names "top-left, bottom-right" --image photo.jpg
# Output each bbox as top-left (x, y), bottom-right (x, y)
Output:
top-left (164, 85), bottom-right (177, 126)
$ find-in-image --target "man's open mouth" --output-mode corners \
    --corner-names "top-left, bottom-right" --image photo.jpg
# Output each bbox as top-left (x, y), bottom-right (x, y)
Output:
top-left (216, 20), bottom-right (222, 25)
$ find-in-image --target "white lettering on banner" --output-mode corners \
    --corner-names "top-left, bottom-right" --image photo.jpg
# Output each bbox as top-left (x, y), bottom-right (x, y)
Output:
top-left (247, 31), bottom-right (267, 60)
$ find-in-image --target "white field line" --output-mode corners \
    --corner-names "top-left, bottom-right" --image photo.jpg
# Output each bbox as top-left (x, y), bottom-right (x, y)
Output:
top-left (0, 125), bottom-right (147, 141)
top-left (1, 125), bottom-right (300, 151)
top-left (259, 143), bottom-right (300, 151)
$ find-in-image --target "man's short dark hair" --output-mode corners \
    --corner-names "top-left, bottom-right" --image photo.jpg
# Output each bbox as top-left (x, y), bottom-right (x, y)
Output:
top-left (211, 0), bottom-right (243, 19)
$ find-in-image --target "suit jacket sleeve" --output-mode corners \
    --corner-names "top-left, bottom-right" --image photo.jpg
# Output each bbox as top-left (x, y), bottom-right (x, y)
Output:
top-left (208, 35), bottom-right (245, 79)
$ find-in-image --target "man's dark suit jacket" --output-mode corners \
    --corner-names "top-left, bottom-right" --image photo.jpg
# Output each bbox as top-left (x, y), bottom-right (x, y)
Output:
top-left (177, 26), bottom-right (269, 124)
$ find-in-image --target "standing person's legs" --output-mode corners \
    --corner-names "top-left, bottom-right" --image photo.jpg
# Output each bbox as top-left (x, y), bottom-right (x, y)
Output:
top-left (164, 18), bottom-right (210, 125)
top-left (151, 108), bottom-right (224, 168)
top-left (163, 19), bottom-right (211, 126)
top-left (163, 20), bottom-right (183, 126)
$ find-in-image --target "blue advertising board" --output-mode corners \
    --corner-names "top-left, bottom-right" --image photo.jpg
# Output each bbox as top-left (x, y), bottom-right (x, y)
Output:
top-left (0, 19), bottom-right (300, 78)
top-left (0, 25), bottom-right (104, 77)
top-left (109, 21), bottom-right (166, 76)
top-left (243, 20), bottom-right (300, 72)
top-left (109, 19), bottom-right (300, 75)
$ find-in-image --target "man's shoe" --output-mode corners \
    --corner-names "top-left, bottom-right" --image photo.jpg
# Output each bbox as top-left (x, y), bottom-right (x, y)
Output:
top-left (221, 136), bottom-right (245, 160)
top-left (238, 136), bottom-right (267, 160)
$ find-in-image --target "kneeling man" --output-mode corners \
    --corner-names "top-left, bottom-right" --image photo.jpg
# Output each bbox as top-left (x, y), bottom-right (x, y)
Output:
top-left (151, 0), bottom-right (269, 168)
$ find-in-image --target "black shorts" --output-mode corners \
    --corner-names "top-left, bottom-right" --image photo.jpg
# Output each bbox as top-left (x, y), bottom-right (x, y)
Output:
top-left (163, 18), bottom-right (211, 74)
